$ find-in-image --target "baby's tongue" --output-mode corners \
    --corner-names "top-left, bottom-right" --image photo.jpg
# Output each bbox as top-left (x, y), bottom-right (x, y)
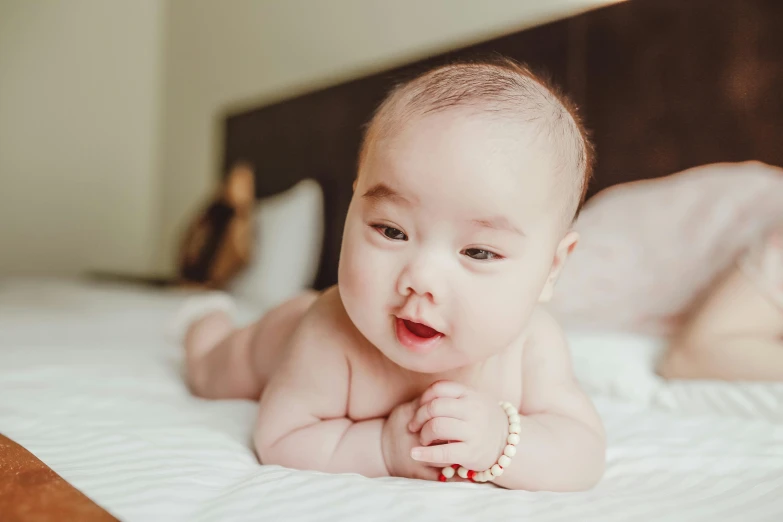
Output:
top-left (404, 320), bottom-right (439, 338)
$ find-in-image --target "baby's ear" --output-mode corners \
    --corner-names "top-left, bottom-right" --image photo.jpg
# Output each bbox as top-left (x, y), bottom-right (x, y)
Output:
top-left (538, 231), bottom-right (579, 302)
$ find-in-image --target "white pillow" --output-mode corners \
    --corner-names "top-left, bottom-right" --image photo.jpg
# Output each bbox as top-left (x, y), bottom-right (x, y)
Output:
top-left (566, 330), bottom-right (666, 403)
top-left (229, 179), bottom-right (324, 310)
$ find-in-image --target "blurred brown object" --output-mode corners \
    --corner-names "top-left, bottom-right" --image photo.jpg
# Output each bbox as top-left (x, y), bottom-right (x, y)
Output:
top-left (177, 163), bottom-right (256, 289)
top-left (0, 434), bottom-right (118, 522)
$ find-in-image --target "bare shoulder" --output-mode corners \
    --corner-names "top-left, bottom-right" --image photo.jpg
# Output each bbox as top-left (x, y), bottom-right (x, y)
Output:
top-left (520, 307), bottom-right (602, 433)
top-left (258, 287), bottom-right (355, 421)
top-left (519, 308), bottom-right (572, 410)
top-left (289, 286), bottom-right (363, 358)
top-left (522, 306), bottom-right (570, 371)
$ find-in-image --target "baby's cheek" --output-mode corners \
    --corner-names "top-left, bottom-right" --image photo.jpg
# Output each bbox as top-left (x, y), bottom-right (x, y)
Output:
top-left (340, 243), bottom-right (385, 311)
top-left (339, 254), bottom-right (364, 303)
top-left (463, 278), bottom-right (537, 350)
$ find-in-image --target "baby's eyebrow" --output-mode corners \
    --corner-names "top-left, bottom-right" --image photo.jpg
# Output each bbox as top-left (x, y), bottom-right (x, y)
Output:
top-left (471, 216), bottom-right (526, 237)
top-left (361, 183), bottom-right (414, 205)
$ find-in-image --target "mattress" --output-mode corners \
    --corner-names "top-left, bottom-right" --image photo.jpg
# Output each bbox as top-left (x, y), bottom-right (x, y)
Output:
top-left (1, 278), bottom-right (781, 521)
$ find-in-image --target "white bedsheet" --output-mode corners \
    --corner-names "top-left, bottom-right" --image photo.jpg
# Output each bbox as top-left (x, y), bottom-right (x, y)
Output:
top-left (1, 278), bottom-right (782, 522)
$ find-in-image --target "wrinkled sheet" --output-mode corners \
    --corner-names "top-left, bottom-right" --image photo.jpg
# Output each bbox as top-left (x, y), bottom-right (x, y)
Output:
top-left (1, 278), bottom-right (781, 522)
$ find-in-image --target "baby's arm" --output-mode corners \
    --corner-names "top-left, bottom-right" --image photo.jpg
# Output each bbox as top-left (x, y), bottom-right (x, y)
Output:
top-left (406, 311), bottom-right (605, 491)
top-left (501, 311), bottom-right (605, 491)
top-left (253, 299), bottom-right (388, 477)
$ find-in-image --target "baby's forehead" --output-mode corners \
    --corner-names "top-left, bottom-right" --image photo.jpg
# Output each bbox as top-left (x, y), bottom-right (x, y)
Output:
top-left (379, 107), bottom-right (544, 156)
top-left (370, 124), bottom-right (573, 237)
top-left (367, 114), bottom-right (562, 212)
top-left (376, 109), bottom-right (560, 178)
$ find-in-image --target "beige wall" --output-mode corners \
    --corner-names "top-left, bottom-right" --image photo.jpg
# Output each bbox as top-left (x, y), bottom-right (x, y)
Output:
top-left (0, 0), bottom-right (165, 276)
top-left (156, 0), bottom-right (616, 273)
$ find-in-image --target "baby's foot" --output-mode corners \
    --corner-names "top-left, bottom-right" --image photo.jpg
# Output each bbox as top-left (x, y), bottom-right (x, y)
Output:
top-left (184, 310), bottom-right (234, 363)
top-left (168, 292), bottom-right (237, 393)
top-left (183, 310), bottom-right (235, 396)
top-left (167, 292), bottom-right (237, 345)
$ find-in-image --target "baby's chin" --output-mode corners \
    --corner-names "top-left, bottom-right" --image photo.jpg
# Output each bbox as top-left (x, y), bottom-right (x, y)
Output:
top-left (376, 341), bottom-right (471, 375)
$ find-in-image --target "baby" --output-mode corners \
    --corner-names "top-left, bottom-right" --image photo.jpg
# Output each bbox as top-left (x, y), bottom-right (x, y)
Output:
top-left (180, 59), bottom-right (606, 491)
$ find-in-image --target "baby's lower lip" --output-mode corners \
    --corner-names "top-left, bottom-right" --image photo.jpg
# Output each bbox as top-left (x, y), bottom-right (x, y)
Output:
top-left (395, 318), bottom-right (444, 353)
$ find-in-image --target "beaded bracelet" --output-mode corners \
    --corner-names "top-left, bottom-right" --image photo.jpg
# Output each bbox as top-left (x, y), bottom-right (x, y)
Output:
top-left (438, 401), bottom-right (520, 483)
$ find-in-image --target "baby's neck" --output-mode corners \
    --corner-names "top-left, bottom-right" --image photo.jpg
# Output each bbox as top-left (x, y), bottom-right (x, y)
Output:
top-left (404, 355), bottom-right (499, 391)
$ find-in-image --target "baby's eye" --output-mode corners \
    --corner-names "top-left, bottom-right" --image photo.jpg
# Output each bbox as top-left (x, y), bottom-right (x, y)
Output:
top-left (372, 225), bottom-right (408, 241)
top-left (461, 248), bottom-right (502, 260)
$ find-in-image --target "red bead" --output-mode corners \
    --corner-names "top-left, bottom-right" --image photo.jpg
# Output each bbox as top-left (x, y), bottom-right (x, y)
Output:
top-left (451, 464), bottom-right (460, 469)
top-left (438, 474), bottom-right (447, 482)
top-left (467, 470), bottom-right (476, 480)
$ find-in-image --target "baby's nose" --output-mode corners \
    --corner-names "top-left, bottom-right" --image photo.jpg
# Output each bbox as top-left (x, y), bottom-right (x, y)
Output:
top-left (397, 255), bottom-right (444, 303)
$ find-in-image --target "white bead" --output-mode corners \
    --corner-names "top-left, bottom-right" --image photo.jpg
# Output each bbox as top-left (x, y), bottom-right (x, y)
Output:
top-left (504, 444), bottom-right (517, 457)
top-left (509, 423), bottom-right (521, 434)
top-left (500, 401), bottom-right (512, 409)
top-left (507, 433), bottom-right (520, 445)
top-left (442, 466), bottom-right (455, 479)
top-left (508, 414), bottom-right (521, 424)
top-left (457, 466), bottom-right (469, 479)
top-left (491, 464), bottom-right (503, 477)
top-left (498, 455), bottom-right (511, 468)
top-left (480, 471), bottom-right (490, 482)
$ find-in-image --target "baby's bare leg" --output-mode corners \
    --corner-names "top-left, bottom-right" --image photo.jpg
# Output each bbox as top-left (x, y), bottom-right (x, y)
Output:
top-left (682, 337), bottom-right (783, 381)
top-left (185, 291), bottom-right (318, 399)
top-left (659, 266), bottom-right (783, 381)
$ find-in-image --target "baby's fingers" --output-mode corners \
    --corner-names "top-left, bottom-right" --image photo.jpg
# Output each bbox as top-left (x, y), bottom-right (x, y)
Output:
top-left (419, 380), bottom-right (468, 406)
top-left (408, 397), bottom-right (464, 432)
top-left (412, 466), bottom-right (442, 482)
top-left (419, 418), bottom-right (468, 446)
top-left (410, 442), bottom-right (468, 465)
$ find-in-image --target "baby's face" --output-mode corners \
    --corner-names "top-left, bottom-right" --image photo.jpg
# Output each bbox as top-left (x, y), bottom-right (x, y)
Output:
top-left (339, 110), bottom-right (574, 373)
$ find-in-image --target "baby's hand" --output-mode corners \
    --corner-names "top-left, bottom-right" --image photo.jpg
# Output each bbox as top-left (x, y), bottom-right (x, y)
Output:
top-left (381, 399), bottom-right (441, 481)
top-left (407, 381), bottom-right (509, 472)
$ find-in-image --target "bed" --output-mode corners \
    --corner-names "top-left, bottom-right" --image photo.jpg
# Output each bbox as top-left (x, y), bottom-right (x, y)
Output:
top-left (3, 0), bottom-right (783, 520)
top-left (2, 278), bottom-right (782, 521)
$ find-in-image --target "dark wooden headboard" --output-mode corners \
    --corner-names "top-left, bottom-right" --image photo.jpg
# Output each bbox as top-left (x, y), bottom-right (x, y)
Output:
top-left (222, 0), bottom-right (783, 291)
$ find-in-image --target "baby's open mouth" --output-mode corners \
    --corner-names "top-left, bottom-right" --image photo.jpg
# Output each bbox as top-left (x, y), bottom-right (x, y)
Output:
top-left (395, 317), bottom-right (444, 352)
top-left (402, 319), bottom-right (441, 338)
